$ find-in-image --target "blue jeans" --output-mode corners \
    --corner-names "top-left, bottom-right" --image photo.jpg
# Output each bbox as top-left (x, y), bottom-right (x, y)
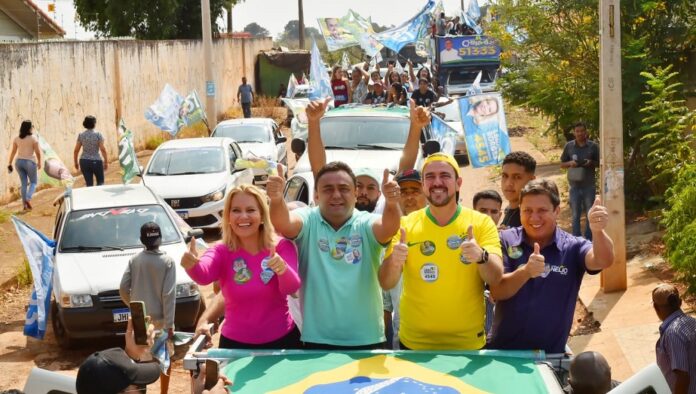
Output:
top-left (569, 184), bottom-right (595, 240)
top-left (242, 102), bottom-right (252, 118)
top-left (15, 159), bottom-right (37, 202)
top-left (80, 158), bottom-right (104, 187)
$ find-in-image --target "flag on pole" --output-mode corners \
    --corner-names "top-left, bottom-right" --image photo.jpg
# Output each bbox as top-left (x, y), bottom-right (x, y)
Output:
top-left (341, 52), bottom-right (351, 71)
top-left (117, 120), bottom-right (141, 184)
top-left (309, 40), bottom-right (334, 101)
top-left (286, 73), bottom-right (299, 98)
top-left (373, 0), bottom-right (438, 53)
top-left (430, 115), bottom-right (459, 156)
top-left (36, 132), bottom-right (74, 189)
top-left (11, 217), bottom-right (56, 340)
top-left (466, 71), bottom-right (483, 97)
top-left (177, 90), bottom-right (207, 130)
top-left (462, 0), bottom-right (483, 35)
top-left (145, 84), bottom-right (185, 136)
top-left (394, 59), bottom-right (405, 75)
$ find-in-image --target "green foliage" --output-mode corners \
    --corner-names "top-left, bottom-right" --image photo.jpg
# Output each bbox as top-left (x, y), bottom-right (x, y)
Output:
top-left (243, 23), bottom-right (270, 38)
top-left (639, 65), bottom-right (694, 196)
top-left (74, 0), bottom-right (240, 39)
top-left (16, 259), bottom-right (32, 288)
top-left (488, 0), bottom-right (695, 208)
top-left (662, 163), bottom-right (696, 294)
top-left (0, 209), bottom-right (9, 224)
top-left (275, 20), bottom-right (323, 48)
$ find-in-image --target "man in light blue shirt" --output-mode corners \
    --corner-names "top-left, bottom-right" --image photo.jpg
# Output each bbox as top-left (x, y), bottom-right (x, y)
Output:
top-left (267, 100), bottom-right (402, 349)
top-left (237, 77), bottom-right (254, 118)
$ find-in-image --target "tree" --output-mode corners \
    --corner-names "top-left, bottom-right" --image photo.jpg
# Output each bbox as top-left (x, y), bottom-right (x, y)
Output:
top-left (74, 0), bottom-right (243, 39)
top-left (276, 20), bottom-right (323, 48)
top-left (243, 22), bottom-right (270, 37)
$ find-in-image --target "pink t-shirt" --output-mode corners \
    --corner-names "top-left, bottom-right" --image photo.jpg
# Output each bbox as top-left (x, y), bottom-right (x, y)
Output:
top-left (186, 238), bottom-right (300, 344)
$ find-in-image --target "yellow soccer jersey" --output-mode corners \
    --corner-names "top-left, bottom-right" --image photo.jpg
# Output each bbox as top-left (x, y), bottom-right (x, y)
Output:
top-left (388, 205), bottom-right (502, 350)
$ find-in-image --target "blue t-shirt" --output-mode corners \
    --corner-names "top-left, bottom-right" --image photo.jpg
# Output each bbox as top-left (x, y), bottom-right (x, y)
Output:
top-left (488, 227), bottom-right (594, 353)
top-left (238, 84), bottom-right (254, 104)
top-left (294, 207), bottom-right (386, 346)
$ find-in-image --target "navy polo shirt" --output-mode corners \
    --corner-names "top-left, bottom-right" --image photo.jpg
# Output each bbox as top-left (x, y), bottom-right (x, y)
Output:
top-left (488, 227), bottom-right (595, 353)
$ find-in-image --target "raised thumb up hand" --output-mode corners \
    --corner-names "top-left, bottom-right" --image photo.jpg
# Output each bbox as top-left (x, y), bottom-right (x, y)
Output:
top-left (181, 236), bottom-right (200, 270)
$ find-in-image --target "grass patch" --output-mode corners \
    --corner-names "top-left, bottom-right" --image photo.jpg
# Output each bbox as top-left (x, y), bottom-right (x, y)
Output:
top-left (0, 209), bottom-right (10, 224)
top-left (178, 122), bottom-right (210, 138)
top-left (220, 96), bottom-right (288, 126)
top-left (16, 259), bottom-right (32, 287)
top-left (145, 134), bottom-right (168, 150)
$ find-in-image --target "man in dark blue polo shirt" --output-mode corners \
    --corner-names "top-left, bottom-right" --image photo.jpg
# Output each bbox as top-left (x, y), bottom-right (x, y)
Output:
top-left (488, 179), bottom-right (615, 354)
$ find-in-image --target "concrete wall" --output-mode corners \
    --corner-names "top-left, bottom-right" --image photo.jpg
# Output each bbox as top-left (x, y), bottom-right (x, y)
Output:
top-left (0, 37), bottom-right (271, 203)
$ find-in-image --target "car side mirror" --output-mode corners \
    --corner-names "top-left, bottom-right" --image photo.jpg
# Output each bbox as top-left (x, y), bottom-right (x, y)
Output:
top-left (276, 136), bottom-right (287, 144)
top-left (423, 139), bottom-right (441, 157)
top-left (185, 229), bottom-right (204, 243)
top-left (291, 138), bottom-right (306, 156)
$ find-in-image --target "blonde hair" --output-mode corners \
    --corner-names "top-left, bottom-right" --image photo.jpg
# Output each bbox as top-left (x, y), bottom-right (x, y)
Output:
top-left (221, 184), bottom-right (276, 252)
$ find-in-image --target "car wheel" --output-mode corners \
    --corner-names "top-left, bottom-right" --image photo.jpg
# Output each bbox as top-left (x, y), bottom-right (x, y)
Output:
top-left (51, 300), bottom-right (75, 349)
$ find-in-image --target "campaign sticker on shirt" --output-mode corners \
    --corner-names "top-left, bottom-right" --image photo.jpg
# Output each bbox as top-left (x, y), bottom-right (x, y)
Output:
top-left (260, 257), bottom-right (275, 284)
top-left (331, 237), bottom-right (348, 260)
top-left (232, 258), bottom-right (251, 284)
top-left (349, 234), bottom-right (362, 248)
top-left (420, 263), bottom-right (439, 282)
top-left (420, 241), bottom-right (436, 256)
top-left (447, 235), bottom-right (462, 250)
top-left (318, 238), bottom-right (330, 252)
top-left (344, 248), bottom-right (361, 265)
top-left (460, 253), bottom-right (472, 265)
top-left (507, 245), bottom-right (523, 259)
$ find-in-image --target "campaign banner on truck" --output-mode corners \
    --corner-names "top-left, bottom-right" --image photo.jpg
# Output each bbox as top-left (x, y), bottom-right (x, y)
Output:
top-left (438, 36), bottom-right (500, 65)
top-left (210, 349), bottom-right (553, 393)
top-left (458, 93), bottom-right (511, 168)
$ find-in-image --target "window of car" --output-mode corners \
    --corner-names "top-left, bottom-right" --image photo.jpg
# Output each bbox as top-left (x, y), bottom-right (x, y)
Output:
top-left (448, 67), bottom-right (497, 85)
top-left (59, 205), bottom-right (181, 251)
top-left (213, 124), bottom-right (271, 143)
top-left (147, 147), bottom-right (225, 175)
top-left (319, 117), bottom-right (410, 150)
top-left (285, 176), bottom-right (309, 205)
top-left (228, 144), bottom-right (239, 173)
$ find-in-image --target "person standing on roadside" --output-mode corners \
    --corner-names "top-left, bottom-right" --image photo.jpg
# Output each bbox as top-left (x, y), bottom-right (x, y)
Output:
top-left (561, 122), bottom-right (600, 240)
top-left (237, 77), bottom-right (254, 118)
top-left (73, 115), bottom-right (108, 187)
top-left (7, 120), bottom-right (42, 210)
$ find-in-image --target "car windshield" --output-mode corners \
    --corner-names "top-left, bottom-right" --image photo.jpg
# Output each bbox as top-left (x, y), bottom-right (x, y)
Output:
top-left (449, 68), bottom-right (497, 85)
top-left (319, 116), bottom-right (409, 149)
top-left (147, 147), bottom-right (225, 175)
top-left (213, 124), bottom-right (271, 143)
top-left (59, 205), bottom-right (180, 251)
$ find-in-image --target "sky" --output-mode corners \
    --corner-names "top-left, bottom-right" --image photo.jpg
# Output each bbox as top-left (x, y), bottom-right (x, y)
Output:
top-left (32, 0), bottom-right (479, 40)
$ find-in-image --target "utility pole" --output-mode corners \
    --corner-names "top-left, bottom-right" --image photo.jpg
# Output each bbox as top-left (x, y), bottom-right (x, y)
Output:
top-left (201, 0), bottom-right (217, 129)
top-left (298, 0), bottom-right (305, 49)
top-left (227, 3), bottom-right (233, 33)
top-left (599, 0), bottom-right (627, 292)
top-left (461, 0), bottom-right (465, 11)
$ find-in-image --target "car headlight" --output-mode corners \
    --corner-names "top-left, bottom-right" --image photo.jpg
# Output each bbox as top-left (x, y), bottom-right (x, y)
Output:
top-left (201, 187), bottom-right (225, 203)
top-left (176, 282), bottom-right (200, 298)
top-left (61, 294), bottom-right (93, 308)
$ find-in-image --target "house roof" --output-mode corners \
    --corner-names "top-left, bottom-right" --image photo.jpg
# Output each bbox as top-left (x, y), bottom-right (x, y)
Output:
top-left (0, 0), bottom-right (66, 38)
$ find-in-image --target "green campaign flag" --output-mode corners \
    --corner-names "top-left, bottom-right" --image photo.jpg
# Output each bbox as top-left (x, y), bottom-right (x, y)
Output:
top-left (177, 90), bottom-right (207, 131)
top-left (117, 120), bottom-right (140, 184)
top-left (211, 350), bottom-right (558, 393)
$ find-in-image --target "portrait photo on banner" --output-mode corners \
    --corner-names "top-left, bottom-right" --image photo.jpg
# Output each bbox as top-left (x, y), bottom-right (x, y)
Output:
top-left (458, 93), bottom-right (511, 168)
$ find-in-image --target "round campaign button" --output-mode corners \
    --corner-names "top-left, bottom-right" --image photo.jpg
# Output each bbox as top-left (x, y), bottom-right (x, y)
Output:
top-left (318, 238), bottom-right (330, 252)
top-left (420, 263), bottom-right (439, 282)
top-left (420, 241), bottom-right (436, 256)
top-left (507, 245), bottom-right (523, 259)
top-left (447, 235), bottom-right (462, 250)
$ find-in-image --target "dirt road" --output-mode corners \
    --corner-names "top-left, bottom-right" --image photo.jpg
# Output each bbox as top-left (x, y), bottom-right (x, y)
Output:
top-left (0, 122), bottom-right (565, 391)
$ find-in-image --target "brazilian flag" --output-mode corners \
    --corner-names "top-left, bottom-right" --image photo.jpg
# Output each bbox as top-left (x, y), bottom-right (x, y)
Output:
top-left (208, 349), bottom-right (561, 393)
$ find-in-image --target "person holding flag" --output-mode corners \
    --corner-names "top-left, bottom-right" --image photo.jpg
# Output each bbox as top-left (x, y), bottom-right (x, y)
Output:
top-left (181, 184), bottom-right (302, 349)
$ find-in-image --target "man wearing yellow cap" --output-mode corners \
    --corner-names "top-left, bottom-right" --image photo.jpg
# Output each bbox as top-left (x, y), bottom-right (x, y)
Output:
top-left (379, 152), bottom-right (503, 350)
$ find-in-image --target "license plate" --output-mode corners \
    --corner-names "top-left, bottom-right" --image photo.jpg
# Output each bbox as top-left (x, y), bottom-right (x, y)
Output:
top-left (176, 210), bottom-right (189, 219)
top-left (113, 308), bottom-right (130, 323)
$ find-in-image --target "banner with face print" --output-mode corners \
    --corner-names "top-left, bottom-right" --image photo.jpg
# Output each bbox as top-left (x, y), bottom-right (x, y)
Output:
top-left (458, 93), bottom-right (511, 168)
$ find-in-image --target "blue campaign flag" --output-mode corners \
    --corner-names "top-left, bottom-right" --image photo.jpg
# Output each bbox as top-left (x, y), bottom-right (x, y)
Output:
top-left (457, 94), bottom-right (511, 168)
top-left (11, 216), bottom-right (56, 340)
top-left (309, 40), bottom-right (334, 101)
top-left (461, 0), bottom-right (483, 36)
top-left (373, 0), bottom-right (438, 53)
top-left (144, 84), bottom-right (185, 136)
top-left (430, 115), bottom-right (459, 156)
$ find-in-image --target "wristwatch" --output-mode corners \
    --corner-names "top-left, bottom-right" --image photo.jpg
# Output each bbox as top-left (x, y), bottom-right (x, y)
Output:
top-left (477, 249), bottom-right (489, 265)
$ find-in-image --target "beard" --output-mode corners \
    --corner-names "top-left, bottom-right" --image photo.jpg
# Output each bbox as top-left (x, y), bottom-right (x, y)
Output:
top-left (356, 199), bottom-right (378, 212)
top-left (426, 193), bottom-right (453, 207)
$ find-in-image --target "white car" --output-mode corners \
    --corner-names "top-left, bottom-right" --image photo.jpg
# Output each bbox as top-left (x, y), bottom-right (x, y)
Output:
top-left (51, 184), bottom-right (203, 348)
top-left (142, 137), bottom-right (254, 229)
top-left (212, 118), bottom-right (288, 185)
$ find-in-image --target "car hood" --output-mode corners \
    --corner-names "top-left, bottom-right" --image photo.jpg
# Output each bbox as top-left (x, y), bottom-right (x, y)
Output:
top-left (295, 150), bottom-right (402, 174)
top-left (238, 142), bottom-right (275, 160)
top-left (143, 172), bottom-right (229, 198)
top-left (54, 243), bottom-right (193, 295)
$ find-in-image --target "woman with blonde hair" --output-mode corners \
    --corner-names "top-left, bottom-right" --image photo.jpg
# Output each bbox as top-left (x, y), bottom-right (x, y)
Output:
top-left (181, 184), bottom-right (301, 349)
